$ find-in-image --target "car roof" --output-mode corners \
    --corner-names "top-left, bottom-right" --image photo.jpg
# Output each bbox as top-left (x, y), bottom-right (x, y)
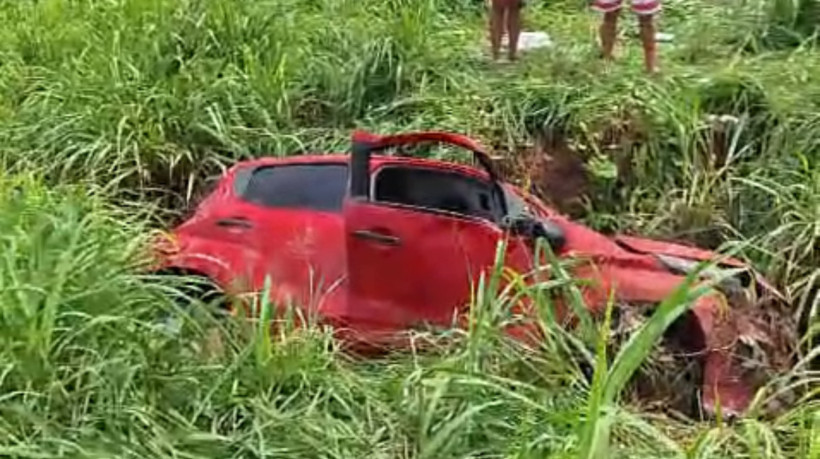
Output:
top-left (230, 153), bottom-right (493, 181)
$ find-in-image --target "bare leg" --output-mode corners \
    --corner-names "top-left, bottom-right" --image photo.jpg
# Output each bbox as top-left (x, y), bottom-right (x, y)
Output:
top-left (507, 3), bottom-right (522, 61)
top-left (489, 1), bottom-right (505, 60)
top-left (600, 10), bottom-right (620, 61)
top-left (638, 15), bottom-right (658, 74)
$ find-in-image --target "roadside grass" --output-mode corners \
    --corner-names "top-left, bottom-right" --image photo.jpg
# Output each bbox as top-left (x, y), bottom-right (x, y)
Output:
top-left (0, 182), bottom-right (816, 458)
top-left (0, 0), bottom-right (818, 457)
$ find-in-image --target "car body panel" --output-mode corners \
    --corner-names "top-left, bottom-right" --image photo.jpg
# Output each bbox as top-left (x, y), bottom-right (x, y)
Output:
top-left (343, 198), bottom-right (534, 331)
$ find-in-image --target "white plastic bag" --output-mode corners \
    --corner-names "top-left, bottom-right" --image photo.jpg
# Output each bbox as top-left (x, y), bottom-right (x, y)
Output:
top-left (501, 31), bottom-right (553, 51)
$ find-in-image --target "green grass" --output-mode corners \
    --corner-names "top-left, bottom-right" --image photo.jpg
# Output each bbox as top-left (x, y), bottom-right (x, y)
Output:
top-left (0, 0), bottom-right (818, 457)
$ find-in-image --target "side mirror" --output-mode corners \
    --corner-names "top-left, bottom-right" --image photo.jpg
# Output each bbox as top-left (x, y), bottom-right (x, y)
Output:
top-left (502, 215), bottom-right (566, 252)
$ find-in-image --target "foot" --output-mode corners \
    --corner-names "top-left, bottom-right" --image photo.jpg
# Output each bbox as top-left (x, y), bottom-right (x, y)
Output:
top-left (597, 45), bottom-right (616, 61)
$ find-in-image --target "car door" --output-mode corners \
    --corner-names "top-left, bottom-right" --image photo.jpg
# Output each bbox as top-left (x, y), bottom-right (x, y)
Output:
top-left (225, 161), bottom-right (350, 314)
top-left (342, 163), bottom-right (534, 342)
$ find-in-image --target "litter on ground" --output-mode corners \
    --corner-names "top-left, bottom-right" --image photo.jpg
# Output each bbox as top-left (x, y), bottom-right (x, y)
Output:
top-left (501, 31), bottom-right (553, 51)
top-left (655, 32), bottom-right (675, 43)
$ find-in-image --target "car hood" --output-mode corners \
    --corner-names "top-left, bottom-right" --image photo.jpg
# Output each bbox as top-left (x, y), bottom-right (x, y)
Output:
top-left (613, 234), bottom-right (785, 301)
top-left (614, 234), bottom-right (746, 267)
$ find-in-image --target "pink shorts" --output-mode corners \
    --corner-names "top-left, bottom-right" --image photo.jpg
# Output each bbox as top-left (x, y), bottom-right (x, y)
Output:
top-left (592, 0), bottom-right (660, 15)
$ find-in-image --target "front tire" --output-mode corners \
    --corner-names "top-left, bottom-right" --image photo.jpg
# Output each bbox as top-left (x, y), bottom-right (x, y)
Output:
top-left (152, 270), bottom-right (229, 344)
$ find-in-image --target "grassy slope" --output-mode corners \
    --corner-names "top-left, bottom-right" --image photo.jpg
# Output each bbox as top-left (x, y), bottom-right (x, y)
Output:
top-left (0, 0), bottom-right (818, 457)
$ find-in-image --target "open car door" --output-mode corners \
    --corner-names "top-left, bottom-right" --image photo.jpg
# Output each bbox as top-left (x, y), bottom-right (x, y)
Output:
top-left (340, 131), bottom-right (535, 348)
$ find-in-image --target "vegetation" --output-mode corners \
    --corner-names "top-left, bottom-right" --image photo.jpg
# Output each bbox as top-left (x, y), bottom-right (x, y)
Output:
top-left (0, 0), bottom-right (817, 457)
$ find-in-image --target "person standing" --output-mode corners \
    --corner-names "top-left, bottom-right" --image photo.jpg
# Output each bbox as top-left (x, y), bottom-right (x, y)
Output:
top-left (592, 0), bottom-right (660, 74)
top-left (488, 0), bottom-right (523, 61)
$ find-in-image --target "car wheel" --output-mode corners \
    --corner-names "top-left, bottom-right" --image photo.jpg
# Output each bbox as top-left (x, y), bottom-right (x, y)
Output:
top-left (609, 304), bottom-right (705, 418)
top-left (153, 270), bottom-right (230, 359)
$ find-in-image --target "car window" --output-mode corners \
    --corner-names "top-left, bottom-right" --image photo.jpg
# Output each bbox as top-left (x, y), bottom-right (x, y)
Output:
top-left (373, 166), bottom-right (505, 222)
top-left (241, 164), bottom-right (348, 212)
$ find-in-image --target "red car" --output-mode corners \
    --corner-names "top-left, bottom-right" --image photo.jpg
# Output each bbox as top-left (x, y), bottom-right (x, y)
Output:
top-left (152, 130), bottom-right (791, 417)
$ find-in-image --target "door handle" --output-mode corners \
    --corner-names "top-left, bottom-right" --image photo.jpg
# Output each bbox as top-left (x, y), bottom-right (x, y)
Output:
top-left (353, 229), bottom-right (401, 246)
top-left (216, 217), bottom-right (253, 229)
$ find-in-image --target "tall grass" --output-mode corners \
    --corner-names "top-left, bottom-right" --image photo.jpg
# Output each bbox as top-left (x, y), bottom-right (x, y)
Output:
top-left (0, 181), bottom-right (814, 457)
top-left (0, 0), bottom-right (818, 457)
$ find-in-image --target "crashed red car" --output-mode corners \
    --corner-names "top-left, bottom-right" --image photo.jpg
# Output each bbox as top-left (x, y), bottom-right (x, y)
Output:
top-left (151, 130), bottom-right (792, 417)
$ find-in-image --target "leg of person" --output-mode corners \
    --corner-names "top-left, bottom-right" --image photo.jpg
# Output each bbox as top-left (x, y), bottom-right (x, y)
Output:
top-left (638, 15), bottom-right (657, 73)
top-left (633, 0), bottom-right (661, 73)
top-left (489, 0), bottom-right (506, 60)
top-left (507, 0), bottom-right (523, 60)
top-left (592, 0), bottom-right (623, 60)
